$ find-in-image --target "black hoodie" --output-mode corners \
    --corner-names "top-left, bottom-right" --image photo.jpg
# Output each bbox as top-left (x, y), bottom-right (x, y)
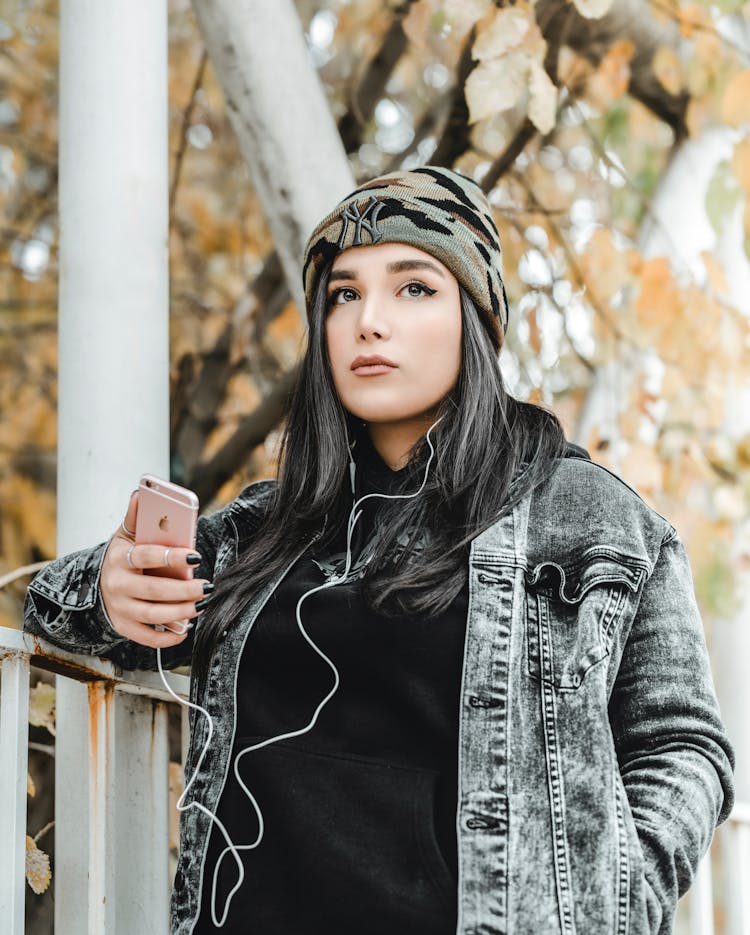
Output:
top-left (195, 430), bottom-right (466, 934)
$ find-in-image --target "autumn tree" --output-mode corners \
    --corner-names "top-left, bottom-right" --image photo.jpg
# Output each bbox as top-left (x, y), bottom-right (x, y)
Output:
top-left (1, 0), bottom-right (749, 928)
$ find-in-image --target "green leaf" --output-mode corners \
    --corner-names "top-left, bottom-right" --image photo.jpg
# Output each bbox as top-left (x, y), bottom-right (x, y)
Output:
top-left (715, 0), bottom-right (745, 12)
top-left (705, 160), bottom-right (742, 239)
top-left (696, 552), bottom-right (742, 619)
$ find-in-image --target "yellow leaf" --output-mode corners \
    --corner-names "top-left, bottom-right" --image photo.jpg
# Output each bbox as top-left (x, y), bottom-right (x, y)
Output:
top-left (635, 257), bottom-right (681, 331)
top-left (621, 442), bottom-right (664, 496)
top-left (29, 681), bottom-right (56, 737)
top-left (28, 772), bottom-right (35, 798)
top-left (579, 228), bottom-right (634, 299)
top-left (528, 59), bottom-right (558, 134)
top-left (527, 306), bottom-right (542, 354)
top-left (465, 52), bottom-right (529, 123)
top-left (731, 138), bottom-right (750, 195)
top-left (686, 95), bottom-right (714, 139)
top-left (721, 70), bottom-right (750, 127)
top-left (652, 45), bottom-right (683, 96)
top-left (472, 4), bottom-right (533, 60)
top-left (25, 836), bottom-right (51, 895)
top-left (586, 40), bottom-right (635, 109)
top-left (571, 0), bottom-right (615, 18)
top-left (700, 251), bottom-right (728, 294)
top-left (736, 433), bottom-right (750, 469)
top-left (677, 3), bottom-right (710, 39)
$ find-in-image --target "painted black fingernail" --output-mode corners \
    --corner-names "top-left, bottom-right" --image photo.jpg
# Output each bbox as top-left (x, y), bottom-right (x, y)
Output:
top-left (195, 596), bottom-right (213, 612)
top-left (186, 553), bottom-right (202, 565)
top-left (202, 582), bottom-right (215, 595)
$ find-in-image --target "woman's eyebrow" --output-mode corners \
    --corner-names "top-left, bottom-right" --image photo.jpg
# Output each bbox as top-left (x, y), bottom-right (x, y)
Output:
top-left (386, 259), bottom-right (445, 278)
top-left (328, 269), bottom-right (358, 284)
top-left (328, 259), bottom-right (446, 284)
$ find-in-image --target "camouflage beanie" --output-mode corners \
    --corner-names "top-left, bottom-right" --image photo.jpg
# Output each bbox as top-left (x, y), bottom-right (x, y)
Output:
top-left (301, 165), bottom-right (509, 350)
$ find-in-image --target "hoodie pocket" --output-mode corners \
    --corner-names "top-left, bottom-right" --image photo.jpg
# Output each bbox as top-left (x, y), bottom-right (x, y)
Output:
top-left (204, 737), bottom-right (457, 934)
top-left (525, 549), bottom-right (647, 691)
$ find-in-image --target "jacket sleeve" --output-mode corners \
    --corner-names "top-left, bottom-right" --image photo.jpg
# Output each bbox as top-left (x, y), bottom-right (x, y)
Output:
top-left (608, 527), bottom-right (736, 934)
top-left (23, 504), bottom-right (230, 673)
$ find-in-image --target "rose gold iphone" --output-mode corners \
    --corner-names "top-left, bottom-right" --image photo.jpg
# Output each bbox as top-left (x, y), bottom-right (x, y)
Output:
top-left (135, 474), bottom-right (199, 580)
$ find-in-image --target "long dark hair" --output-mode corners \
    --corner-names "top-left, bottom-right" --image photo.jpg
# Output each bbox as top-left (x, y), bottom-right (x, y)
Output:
top-left (192, 260), bottom-right (567, 690)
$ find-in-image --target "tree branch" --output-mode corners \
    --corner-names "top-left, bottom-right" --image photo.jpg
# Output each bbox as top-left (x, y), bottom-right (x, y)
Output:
top-left (187, 364), bottom-right (299, 503)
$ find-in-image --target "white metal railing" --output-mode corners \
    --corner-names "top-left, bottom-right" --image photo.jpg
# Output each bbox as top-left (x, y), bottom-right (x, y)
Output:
top-left (0, 625), bottom-right (189, 934)
top-left (1, 622), bottom-right (748, 934)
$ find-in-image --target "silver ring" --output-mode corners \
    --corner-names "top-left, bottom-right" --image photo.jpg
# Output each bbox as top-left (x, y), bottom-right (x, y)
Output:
top-left (120, 520), bottom-right (136, 539)
top-left (126, 545), bottom-right (136, 570)
top-left (163, 547), bottom-right (171, 567)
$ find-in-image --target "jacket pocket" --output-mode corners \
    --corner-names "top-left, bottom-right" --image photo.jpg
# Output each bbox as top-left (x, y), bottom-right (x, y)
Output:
top-left (525, 548), bottom-right (647, 690)
top-left (614, 767), bottom-right (664, 935)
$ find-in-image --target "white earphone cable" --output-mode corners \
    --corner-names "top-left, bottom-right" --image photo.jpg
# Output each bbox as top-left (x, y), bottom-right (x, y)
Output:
top-left (156, 415), bottom-right (444, 927)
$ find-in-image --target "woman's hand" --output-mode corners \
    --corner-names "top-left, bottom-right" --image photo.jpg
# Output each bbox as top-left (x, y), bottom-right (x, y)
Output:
top-left (100, 489), bottom-right (211, 649)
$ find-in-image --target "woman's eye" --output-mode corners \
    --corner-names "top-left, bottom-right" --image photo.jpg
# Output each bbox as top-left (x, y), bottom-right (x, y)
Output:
top-left (401, 281), bottom-right (436, 298)
top-left (327, 287), bottom-right (358, 306)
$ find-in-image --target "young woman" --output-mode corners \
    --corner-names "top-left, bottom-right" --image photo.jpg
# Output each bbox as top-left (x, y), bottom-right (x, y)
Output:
top-left (25, 166), bottom-right (735, 935)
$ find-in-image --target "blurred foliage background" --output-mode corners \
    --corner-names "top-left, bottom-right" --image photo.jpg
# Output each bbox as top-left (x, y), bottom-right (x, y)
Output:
top-left (1, 0), bottom-right (750, 622)
top-left (1, 0), bottom-right (750, 929)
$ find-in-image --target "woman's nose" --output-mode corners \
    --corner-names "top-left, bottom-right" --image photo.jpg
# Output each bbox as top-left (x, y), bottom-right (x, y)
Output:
top-left (356, 296), bottom-right (391, 339)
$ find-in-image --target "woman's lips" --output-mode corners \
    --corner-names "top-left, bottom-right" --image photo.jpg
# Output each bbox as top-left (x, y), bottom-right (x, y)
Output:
top-left (352, 364), bottom-right (398, 376)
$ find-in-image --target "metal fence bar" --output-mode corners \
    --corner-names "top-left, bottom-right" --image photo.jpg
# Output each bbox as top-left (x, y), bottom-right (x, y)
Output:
top-left (689, 850), bottom-right (715, 935)
top-left (114, 693), bottom-right (171, 933)
top-left (0, 626), bottom-right (188, 934)
top-left (4, 625), bottom-right (750, 934)
top-left (87, 680), bottom-right (117, 932)
top-left (722, 801), bottom-right (750, 935)
top-left (0, 653), bottom-right (31, 935)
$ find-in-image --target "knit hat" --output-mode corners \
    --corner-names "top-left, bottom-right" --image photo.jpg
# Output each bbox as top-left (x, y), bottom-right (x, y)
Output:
top-left (301, 165), bottom-right (509, 349)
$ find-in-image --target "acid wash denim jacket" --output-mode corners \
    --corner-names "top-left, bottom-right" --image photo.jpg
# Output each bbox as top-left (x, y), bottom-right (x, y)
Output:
top-left (24, 445), bottom-right (735, 935)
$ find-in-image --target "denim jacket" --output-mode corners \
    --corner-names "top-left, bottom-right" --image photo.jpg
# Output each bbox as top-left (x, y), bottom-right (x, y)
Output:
top-left (23, 448), bottom-right (735, 935)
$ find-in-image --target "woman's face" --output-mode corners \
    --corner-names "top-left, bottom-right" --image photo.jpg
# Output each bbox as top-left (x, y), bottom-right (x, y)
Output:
top-left (324, 242), bottom-right (462, 432)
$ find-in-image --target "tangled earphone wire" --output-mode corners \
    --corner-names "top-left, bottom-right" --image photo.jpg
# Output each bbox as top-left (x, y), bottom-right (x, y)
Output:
top-left (155, 415), bottom-right (444, 926)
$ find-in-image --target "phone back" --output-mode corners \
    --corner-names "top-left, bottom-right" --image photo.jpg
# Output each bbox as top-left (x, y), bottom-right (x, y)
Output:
top-left (135, 475), bottom-right (199, 580)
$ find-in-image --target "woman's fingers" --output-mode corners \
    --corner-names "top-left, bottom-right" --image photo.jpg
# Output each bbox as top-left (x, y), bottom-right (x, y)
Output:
top-left (126, 573), bottom-right (208, 603)
top-left (121, 543), bottom-right (201, 572)
top-left (117, 489), bottom-right (139, 542)
top-left (119, 596), bottom-right (204, 628)
top-left (100, 497), bottom-right (211, 646)
top-left (112, 617), bottom-right (196, 649)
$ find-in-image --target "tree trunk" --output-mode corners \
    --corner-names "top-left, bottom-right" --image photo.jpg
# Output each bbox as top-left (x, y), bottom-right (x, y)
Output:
top-left (190, 0), bottom-right (355, 322)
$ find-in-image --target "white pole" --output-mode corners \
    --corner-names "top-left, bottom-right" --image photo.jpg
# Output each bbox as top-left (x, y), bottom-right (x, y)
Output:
top-left (58, 0), bottom-right (170, 545)
top-left (57, 0), bottom-right (169, 931)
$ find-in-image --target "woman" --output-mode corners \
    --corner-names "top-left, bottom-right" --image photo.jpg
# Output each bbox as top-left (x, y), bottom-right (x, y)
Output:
top-left (25, 166), bottom-right (735, 935)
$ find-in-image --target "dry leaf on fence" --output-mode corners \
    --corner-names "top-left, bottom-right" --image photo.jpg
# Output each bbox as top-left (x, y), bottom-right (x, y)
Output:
top-left (25, 836), bottom-right (51, 895)
top-left (29, 681), bottom-right (56, 736)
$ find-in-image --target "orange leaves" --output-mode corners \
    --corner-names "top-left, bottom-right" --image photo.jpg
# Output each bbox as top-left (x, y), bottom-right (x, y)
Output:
top-left (731, 138), bottom-right (750, 194)
top-left (634, 257), bottom-right (682, 343)
top-left (652, 45), bottom-right (684, 97)
top-left (721, 69), bottom-right (750, 127)
top-left (585, 40), bottom-right (635, 111)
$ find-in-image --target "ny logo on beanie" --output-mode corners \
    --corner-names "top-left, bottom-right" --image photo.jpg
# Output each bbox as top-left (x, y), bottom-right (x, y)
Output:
top-left (337, 195), bottom-right (385, 248)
